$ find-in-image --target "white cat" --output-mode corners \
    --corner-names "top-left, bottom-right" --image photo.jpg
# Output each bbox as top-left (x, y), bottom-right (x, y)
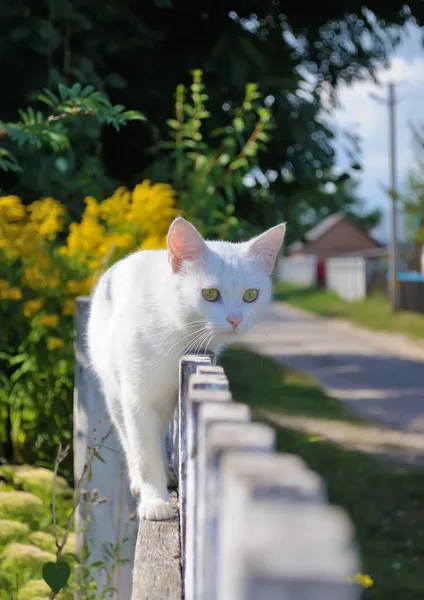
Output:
top-left (87, 217), bottom-right (285, 520)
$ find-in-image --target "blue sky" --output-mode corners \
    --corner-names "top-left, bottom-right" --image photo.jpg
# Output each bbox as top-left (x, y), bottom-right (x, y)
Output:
top-left (331, 23), bottom-right (424, 243)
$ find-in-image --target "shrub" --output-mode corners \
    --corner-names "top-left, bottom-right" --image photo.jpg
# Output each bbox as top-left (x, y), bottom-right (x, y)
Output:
top-left (0, 181), bottom-right (177, 471)
top-left (0, 519), bottom-right (29, 547)
top-left (27, 531), bottom-right (56, 553)
top-left (13, 466), bottom-right (71, 500)
top-left (0, 543), bottom-right (55, 581)
top-left (17, 579), bottom-right (51, 600)
top-left (0, 491), bottom-right (43, 526)
top-left (18, 578), bottom-right (74, 600)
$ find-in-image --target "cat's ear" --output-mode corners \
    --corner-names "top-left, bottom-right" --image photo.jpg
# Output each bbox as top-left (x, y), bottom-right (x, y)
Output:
top-left (167, 217), bottom-right (207, 272)
top-left (247, 223), bottom-right (286, 274)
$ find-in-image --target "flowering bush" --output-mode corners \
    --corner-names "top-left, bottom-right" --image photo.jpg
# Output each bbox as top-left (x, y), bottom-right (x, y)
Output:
top-left (0, 182), bottom-right (177, 470)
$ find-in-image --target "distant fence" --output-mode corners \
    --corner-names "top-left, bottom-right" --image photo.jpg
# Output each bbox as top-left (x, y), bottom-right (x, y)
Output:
top-left (278, 255), bottom-right (318, 286)
top-left (74, 298), bottom-right (362, 600)
top-left (399, 277), bottom-right (424, 314)
top-left (326, 256), bottom-right (388, 302)
top-left (326, 257), bottom-right (367, 301)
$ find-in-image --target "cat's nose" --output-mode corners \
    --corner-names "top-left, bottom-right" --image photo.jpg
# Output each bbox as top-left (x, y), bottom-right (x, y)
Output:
top-left (227, 315), bottom-right (242, 329)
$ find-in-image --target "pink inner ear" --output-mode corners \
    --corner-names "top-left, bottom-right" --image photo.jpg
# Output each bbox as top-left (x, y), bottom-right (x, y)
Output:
top-left (167, 218), bottom-right (206, 272)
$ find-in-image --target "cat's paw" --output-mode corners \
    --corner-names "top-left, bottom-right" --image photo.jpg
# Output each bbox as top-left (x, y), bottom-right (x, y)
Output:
top-left (138, 498), bottom-right (175, 521)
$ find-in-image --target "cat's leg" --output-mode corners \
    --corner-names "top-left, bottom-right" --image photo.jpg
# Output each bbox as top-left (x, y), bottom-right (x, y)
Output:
top-left (103, 390), bottom-right (140, 497)
top-left (121, 383), bottom-right (174, 521)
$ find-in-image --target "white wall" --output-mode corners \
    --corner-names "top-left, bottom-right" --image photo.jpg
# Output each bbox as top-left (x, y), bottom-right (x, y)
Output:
top-left (326, 256), bottom-right (367, 301)
top-left (278, 256), bottom-right (317, 287)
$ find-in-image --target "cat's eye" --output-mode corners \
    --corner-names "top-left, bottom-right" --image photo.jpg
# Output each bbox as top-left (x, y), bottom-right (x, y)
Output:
top-left (243, 288), bottom-right (259, 303)
top-left (202, 288), bottom-right (220, 302)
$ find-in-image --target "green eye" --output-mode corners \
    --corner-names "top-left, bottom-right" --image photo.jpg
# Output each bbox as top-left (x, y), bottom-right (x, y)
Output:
top-left (202, 288), bottom-right (220, 302)
top-left (243, 288), bottom-right (258, 303)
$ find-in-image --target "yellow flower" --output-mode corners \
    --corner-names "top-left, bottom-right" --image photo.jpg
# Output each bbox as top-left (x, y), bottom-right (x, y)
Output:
top-left (0, 279), bottom-right (22, 301)
top-left (47, 337), bottom-right (64, 350)
top-left (0, 196), bottom-right (26, 221)
top-left (23, 267), bottom-right (61, 290)
top-left (38, 314), bottom-right (59, 328)
top-left (62, 298), bottom-right (75, 316)
top-left (23, 298), bottom-right (44, 318)
top-left (348, 573), bottom-right (374, 588)
top-left (66, 278), bottom-right (92, 296)
top-left (28, 197), bottom-right (65, 239)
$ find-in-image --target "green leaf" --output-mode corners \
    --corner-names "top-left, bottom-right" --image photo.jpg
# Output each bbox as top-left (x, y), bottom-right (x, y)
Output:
top-left (167, 119), bottom-right (179, 129)
top-left (232, 117), bottom-right (244, 133)
top-left (42, 561), bottom-right (71, 593)
top-left (62, 552), bottom-right (80, 564)
top-left (93, 449), bottom-right (106, 464)
top-left (89, 560), bottom-right (105, 568)
top-left (58, 83), bottom-right (68, 102)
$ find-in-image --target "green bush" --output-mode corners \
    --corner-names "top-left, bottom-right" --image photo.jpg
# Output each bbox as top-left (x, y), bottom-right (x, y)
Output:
top-left (17, 579), bottom-right (51, 600)
top-left (27, 531), bottom-right (56, 553)
top-left (0, 543), bottom-right (55, 581)
top-left (13, 466), bottom-right (71, 500)
top-left (0, 492), bottom-right (43, 526)
top-left (18, 578), bottom-right (74, 600)
top-left (0, 519), bottom-right (29, 547)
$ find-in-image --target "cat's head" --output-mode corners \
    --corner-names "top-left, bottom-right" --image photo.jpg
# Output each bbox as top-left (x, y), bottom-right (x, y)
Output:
top-left (167, 218), bottom-right (285, 344)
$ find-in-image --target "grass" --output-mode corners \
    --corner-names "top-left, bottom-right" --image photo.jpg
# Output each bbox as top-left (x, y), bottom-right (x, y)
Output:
top-left (220, 346), bottom-right (424, 600)
top-left (273, 282), bottom-right (424, 340)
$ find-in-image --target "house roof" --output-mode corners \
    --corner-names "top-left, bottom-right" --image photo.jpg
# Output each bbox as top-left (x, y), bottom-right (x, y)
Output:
top-left (304, 211), bottom-right (345, 242)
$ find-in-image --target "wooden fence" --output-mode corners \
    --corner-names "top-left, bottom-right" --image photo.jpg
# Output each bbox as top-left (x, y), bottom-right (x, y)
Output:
top-left (74, 298), bottom-right (362, 599)
top-left (277, 255), bottom-right (318, 287)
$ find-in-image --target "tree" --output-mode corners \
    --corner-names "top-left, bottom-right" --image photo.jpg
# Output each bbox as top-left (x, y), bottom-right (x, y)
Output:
top-left (0, 0), bottom-right (421, 231)
top-left (402, 124), bottom-right (424, 270)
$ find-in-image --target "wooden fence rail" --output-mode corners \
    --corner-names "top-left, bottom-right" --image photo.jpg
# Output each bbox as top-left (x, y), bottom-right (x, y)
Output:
top-left (74, 298), bottom-right (361, 600)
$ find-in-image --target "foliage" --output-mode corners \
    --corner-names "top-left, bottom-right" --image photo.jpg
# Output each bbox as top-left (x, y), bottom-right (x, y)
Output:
top-left (0, 457), bottom-right (121, 599)
top-left (0, 1), bottom-right (421, 231)
top-left (149, 71), bottom-right (273, 239)
top-left (0, 83), bottom-right (145, 174)
top-left (0, 182), bottom-right (177, 470)
top-left (403, 124), bottom-right (424, 244)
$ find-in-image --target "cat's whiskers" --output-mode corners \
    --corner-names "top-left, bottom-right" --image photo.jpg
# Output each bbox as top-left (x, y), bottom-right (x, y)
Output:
top-left (170, 328), bottom-right (211, 363)
top-left (134, 327), bottom-right (209, 396)
top-left (156, 320), bottom-right (209, 345)
top-left (189, 329), bottom-right (212, 356)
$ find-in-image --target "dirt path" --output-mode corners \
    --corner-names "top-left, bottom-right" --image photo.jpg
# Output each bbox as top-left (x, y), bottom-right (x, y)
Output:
top-left (241, 303), bottom-right (424, 464)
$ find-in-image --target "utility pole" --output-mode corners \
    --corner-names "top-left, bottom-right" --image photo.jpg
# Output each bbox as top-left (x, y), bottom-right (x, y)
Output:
top-left (370, 82), bottom-right (400, 311)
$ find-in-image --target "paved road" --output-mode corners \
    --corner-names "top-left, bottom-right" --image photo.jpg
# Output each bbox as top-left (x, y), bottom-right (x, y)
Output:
top-left (241, 303), bottom-right (424, 435)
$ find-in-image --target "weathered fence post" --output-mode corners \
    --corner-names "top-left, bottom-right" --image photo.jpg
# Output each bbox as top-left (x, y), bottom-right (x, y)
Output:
top-left (195, 403), bottom-right (251, 599)
top-left (178, 354), bottom-right (215, 572)
top-left (201, 422), bottom-right (276, 600)
top-left (217, 451), bottom-right (327, 599)
top-left (74, 297), bottom-right (138, 599)
top-left (185, 369), bottom-right (231, 600)
top-left (218, 503), bottom-right (360, 600)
